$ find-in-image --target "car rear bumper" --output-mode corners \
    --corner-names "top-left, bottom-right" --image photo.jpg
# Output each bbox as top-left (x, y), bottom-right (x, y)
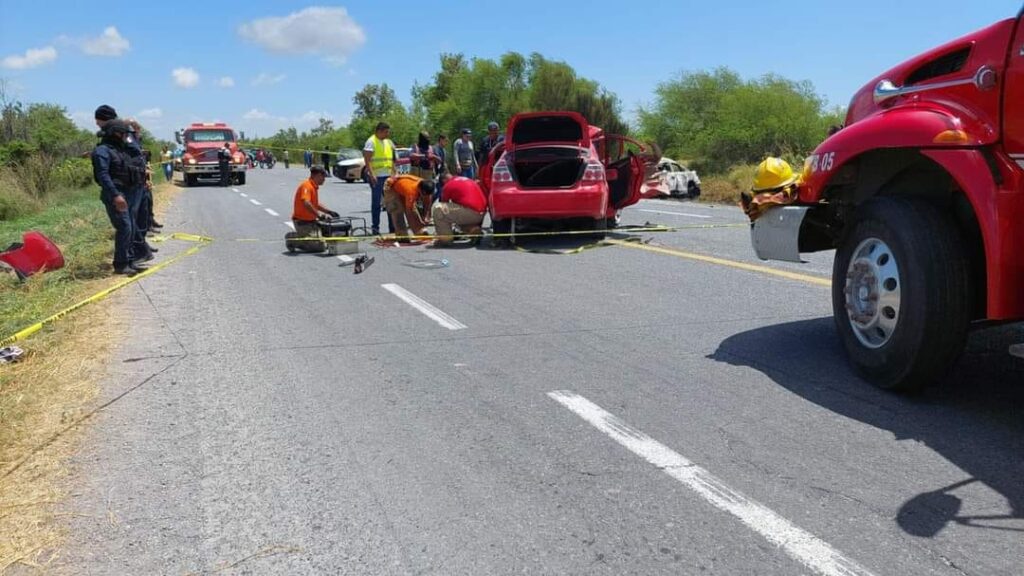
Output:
top-left (489, 185), bottom-right (607, 220)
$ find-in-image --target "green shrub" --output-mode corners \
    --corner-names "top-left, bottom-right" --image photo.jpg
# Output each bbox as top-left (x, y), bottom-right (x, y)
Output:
top-left (53, 157), bottom-right (93, 189)
top-left (0, 170), bottom-right (41, 220)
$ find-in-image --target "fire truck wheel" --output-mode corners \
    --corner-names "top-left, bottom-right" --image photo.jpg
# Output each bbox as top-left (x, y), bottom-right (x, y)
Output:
top-left (235, 172), bottom-right (246, 185)
top-left (831, 196), bottom-right (971, 392)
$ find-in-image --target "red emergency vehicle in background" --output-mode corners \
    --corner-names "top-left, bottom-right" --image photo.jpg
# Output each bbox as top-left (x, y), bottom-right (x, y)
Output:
top-left (750, 9), bottom-right (1024, 391)
top-left (174, 122), bottom-right (247, 187)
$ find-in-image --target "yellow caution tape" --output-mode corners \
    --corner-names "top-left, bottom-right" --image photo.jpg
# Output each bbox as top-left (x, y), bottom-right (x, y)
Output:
top-left (0, 236), bottom-right (211, 348)
top-left (278, 224), bottom-right (744, 244)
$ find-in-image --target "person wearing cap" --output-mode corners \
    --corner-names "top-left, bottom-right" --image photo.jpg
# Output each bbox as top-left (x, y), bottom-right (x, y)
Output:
top-left (91, 120), bottom-right (149, 275)
top-left (290, 166), bottom-right (339, 252)
top-left (454, 128), bottom-right (476, 179)
top-left (217, 143), bottom-right (232, 186)
top-left (382, 173), bottom-right (435, 240)
top-left (477, 121), bottom-right (504, 165)
top-left (95, 105), bottom-right (160, 255)
top-left (363, 121), bottom-right (398, 235)
top-left (94, 104), bottom-right (117, 130)
top-left (430, 174), bottom-right (487, 247)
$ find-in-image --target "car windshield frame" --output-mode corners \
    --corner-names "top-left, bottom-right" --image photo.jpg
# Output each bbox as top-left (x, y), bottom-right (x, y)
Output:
top-left (337, 149), bottom-right (362, 160)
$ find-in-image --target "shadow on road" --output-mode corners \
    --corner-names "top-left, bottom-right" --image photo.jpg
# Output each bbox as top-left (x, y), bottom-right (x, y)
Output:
top-left (709, 317), bottom-right (1024, 538)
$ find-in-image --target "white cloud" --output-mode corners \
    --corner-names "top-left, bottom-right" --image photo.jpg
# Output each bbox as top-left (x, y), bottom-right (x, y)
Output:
top-left (238, 7), bottom-right (365, 65)
top-left (218, 76), bottom-right (235, 88)
top-left (137, 108), bottom-right (163, 119)
top-left (251, 72), bottom-right (286, 86)
top-left (243, 108), bottom-right (275, 121)
top-left (2, 46), bottom-right (57, 70)
top-left (82, 27), bottom-right (130, 56)
top-left (239, 108), bottom-right (336, 134)
top-left (66, 110), bottom-right (96, 131)
top-left (172, 67), bottom-right (199, 88)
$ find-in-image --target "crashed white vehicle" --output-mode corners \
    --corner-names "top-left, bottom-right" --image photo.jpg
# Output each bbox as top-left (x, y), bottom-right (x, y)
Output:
top-left (646, 158), bottom-right (701, 198)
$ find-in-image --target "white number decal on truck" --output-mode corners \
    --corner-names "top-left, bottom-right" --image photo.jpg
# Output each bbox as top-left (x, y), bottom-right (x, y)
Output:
top-left (807, 152), bottom-right (836, 174)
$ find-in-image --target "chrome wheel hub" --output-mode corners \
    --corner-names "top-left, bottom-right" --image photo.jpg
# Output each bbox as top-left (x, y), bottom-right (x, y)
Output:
top-left (844, 238), bottom-right (901, 349)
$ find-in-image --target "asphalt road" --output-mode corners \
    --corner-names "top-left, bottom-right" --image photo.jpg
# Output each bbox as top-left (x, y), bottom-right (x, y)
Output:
top-left (59, 168), bottom-right (1024, 575)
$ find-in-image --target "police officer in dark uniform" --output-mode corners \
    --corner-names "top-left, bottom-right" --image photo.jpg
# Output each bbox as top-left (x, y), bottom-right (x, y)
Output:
top-left (91, 120), bottom-right (148, 275)
top-left (218, 143), bottom-right (232, 186)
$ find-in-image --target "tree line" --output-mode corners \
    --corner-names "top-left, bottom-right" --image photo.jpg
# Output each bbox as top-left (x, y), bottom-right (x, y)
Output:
top-left (249, 53), bottom-right (842, 176)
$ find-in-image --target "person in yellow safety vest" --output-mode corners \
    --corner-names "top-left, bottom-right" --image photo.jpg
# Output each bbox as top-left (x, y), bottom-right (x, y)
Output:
top-left (363, 121), bottom-right (397, 235)
top-left (741, 157), bottom-right (801, 221)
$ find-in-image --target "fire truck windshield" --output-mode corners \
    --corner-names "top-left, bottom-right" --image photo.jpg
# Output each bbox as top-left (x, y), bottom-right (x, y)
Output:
top-left (186, 130), bottom-right (234, 143)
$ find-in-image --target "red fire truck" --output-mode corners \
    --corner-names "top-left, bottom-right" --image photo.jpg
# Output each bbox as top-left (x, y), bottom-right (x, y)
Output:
top-left (174, 122), bottom-right (247, 186)
top-left (750, 10), bottom-right (1024, 391)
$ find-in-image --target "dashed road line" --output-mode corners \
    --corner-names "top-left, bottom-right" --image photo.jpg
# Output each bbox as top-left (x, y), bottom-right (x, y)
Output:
top-left (547, 391), bottom-right (876, 576)
top-left (381, 284), bottom-right (466, 330)
top-left (249, 198), bottom-right (262, 206)
top-left (639, 209), bottom-right (711, 219)
top-left (240, 192), bottom-right (248, 198)
top-left (231, 187), bottom-right (240, 192)
top-left (265, 208), bottom-right (279, 217)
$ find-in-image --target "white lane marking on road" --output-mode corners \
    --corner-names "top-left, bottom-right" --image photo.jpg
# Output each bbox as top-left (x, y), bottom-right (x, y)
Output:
top-left (231, 187), bottom-right (239, 192)
top-left (264, 208), bottom-right (280, 217)
top-left (381, 284), bottom-right (467, 330)
top-left (639, 209), bottom-right (711, 219)
top-left (284, 222), bottom-right (295, 231)
top-left (547, 391), bottom-right (877, 576)
top-left (644, 199), bottom-right (714, 208)
top-left (240, 192), bottom-right (248, 197)
top-left (249, 198), bottom-right (262, 206)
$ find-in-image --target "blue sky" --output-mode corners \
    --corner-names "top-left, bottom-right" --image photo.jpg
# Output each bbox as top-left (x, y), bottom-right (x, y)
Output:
top-left (0, 1), bottom-right (1017, 141)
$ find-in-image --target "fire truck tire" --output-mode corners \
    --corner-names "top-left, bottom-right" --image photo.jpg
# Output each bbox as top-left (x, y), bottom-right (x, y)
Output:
top-left (235, 173), bottom-right (246, 185)
top-left (184, 174), bottom-right (195, 187)
top-left (831, 197), bottom-right (971, 392)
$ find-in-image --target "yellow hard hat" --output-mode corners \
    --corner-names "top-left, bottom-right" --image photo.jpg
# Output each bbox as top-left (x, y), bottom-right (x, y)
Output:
top-left (752, 157), bottom-right (798, 192)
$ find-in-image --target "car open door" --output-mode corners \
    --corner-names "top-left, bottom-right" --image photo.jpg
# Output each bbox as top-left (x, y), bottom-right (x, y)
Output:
top-left (601, 134), bottom-right (648, 209)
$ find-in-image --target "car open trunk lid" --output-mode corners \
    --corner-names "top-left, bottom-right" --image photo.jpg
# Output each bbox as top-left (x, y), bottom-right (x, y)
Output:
top-left (506, 112), bottom-right (592, 189)
top-left (507, 111), bottom-right (590, 150)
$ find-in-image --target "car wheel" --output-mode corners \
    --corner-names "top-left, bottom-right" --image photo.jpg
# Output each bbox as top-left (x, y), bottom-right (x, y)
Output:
top-left (687, 182), bottom-right (700, 199)
top-left (606, 210), bottom-right (621, 229)
top-left (831, 197), bottom-right (971, 392)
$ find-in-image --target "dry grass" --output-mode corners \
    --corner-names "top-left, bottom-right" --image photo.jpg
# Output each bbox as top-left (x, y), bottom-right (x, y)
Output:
top-left (697, 164), bottom-right (759, 206)
top-left (0, 182), bottom-right (178, 574)
top-left (0, 303), bottom-right (120, 573)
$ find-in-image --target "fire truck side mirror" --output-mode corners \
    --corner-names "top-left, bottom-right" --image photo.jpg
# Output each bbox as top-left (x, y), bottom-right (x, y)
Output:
top-left (174, 131), bottom-right (183, 145)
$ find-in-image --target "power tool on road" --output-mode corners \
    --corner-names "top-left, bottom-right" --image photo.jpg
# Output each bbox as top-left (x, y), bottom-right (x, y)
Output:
top-left (285, 216), bottom-right (368, 255)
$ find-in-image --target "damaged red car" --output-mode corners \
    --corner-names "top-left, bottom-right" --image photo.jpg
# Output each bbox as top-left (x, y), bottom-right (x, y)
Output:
top-left (484, 112), bottom-right (652, 235)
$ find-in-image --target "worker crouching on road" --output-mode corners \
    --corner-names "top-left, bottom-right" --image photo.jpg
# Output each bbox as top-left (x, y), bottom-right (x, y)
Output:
top-left (290, 166), bottom-right (339, 252)
top-left (431, 174), bottom-right (486, 247)
top-left (383, 174), bottom-right (435, 240)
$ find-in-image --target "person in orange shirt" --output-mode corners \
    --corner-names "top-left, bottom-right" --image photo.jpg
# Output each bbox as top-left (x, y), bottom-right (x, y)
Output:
top-left (383, 173), bottom-right (435, 239)
top-left (290, 166), bottom-right (338, 252)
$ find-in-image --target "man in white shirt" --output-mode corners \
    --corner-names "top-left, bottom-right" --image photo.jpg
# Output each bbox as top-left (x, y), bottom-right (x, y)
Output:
top-left (454, 128), bottom-right (477, 179)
